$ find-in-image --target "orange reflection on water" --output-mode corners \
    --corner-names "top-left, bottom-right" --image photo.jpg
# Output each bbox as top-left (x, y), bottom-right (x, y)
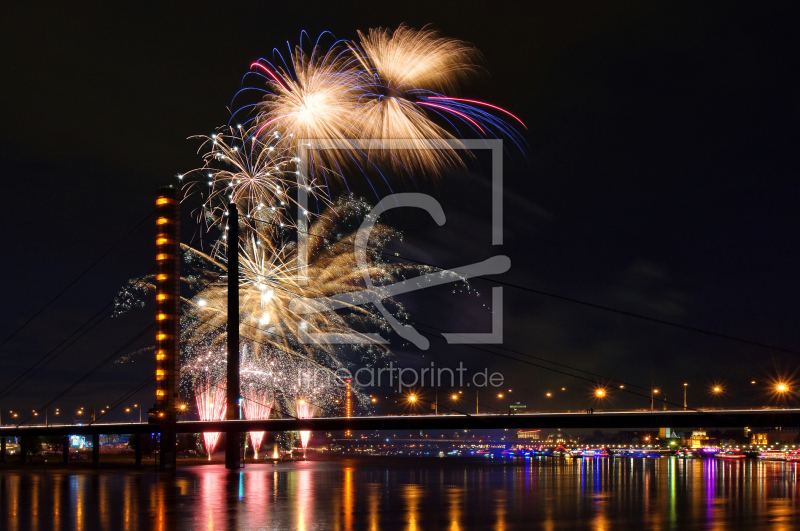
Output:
top-left (7, 475), bottom-right (19, 531)
top-left (403, 484), bottom-right (422, 531)
top-left (343, 467), bottom-right (353, 530)
top-left (368, 479), bottom-right (380, 531)
top-left (52, 474), bottom-right (62, 531)
top-left (446, 485), bottom-right (462, 530)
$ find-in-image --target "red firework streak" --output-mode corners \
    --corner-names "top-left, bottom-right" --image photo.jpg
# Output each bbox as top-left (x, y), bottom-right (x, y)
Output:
top-left (242, 386), bottom-right (272, 459)
top-left (194, 379), bottom-right (227, 460)
top-left (296, 399), bottom-right (315, 454)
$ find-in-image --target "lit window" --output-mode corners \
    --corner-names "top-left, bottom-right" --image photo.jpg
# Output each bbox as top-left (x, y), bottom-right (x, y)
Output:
top-left (156, 217), bottom-right (169, 225)
top-left (156, 197), bottom-right (174, 205)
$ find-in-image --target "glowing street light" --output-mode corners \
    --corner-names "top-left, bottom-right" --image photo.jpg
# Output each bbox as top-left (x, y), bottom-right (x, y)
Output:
top-left (650, 388), bottom-right (659, 412)
top-left (595, 389), bottom-right (606, 398)
top-left (777, 383), bottom-right (789, 393)
top-left (408, 394), bottom-right (417, 403)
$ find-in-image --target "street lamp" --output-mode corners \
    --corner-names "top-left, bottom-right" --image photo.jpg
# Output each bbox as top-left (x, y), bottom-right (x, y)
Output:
top-left (595, 389), bottom-right (606, 398)
top-left (408, 394), bottom-right (416, 403)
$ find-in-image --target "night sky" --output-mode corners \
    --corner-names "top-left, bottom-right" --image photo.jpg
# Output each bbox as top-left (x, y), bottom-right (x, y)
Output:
top-left (1, 1), bottom-right (798, 423)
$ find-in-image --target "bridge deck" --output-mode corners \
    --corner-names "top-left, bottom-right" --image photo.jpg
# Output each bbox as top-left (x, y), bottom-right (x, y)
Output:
top-left (0, 408), bottom-right (798, 436)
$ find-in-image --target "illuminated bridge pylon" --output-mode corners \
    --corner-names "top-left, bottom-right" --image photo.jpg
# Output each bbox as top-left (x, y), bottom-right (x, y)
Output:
top-left (151, 185), bottom-right (180, 469)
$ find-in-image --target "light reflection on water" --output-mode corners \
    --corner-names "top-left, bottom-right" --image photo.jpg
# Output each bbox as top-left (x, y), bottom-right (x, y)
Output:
top-left (2, 458), bottom-right (800, 530)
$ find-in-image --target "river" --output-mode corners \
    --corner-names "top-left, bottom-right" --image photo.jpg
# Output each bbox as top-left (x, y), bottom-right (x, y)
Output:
top-left (2, 457), bottom-right (800, 530)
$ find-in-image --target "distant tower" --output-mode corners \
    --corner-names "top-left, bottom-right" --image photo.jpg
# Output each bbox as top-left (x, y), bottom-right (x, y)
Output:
top-left (344, 378), bottom-right (352, 437)
top-left (151, 186), bottom-right (180, 469)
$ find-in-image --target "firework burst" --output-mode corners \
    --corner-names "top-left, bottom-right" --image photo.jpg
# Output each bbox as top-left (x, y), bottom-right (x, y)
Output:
top-left (112, 25), bottom-right (524, 426)
top-left (180, 195), bottom-right (413, 360)
top-left (194, 378), bottom-right (226, 460)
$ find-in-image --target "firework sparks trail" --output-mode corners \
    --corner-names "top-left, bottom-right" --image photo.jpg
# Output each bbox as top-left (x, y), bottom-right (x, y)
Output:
top-left (242, 390), bottom-right (272, 459)
top-left (296, 398), bottom-right (316, 453)
top-left (214, 25), bottom-right (525, 193)
top-left (194, 378), bottom-right (226, 460)
top-left (241, 349), bottom-right (274, 459)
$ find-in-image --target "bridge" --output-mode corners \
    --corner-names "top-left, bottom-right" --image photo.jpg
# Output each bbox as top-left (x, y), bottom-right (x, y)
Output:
top-left (2, 408), bottom-right (798, 437)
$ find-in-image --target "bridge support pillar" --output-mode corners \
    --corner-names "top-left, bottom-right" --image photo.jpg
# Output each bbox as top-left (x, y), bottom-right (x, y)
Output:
top-left (134, 433), bottom-right (142, 467)
top-left (0, 437), bottom-right (5, 462)
top-left (160, 429), bottom-right (176, 470)
top-left (62, 435), bottom-right (69, 464)
top-left (151, 186), bottom-right (180, 471)
top-left (92, 434), bottom-right (99, 467)
top-left (20, 437), bottom-right (27, 464)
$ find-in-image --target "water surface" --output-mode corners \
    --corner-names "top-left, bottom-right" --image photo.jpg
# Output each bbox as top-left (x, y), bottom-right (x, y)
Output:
top-left (2, 457), bottom-right (800, 530)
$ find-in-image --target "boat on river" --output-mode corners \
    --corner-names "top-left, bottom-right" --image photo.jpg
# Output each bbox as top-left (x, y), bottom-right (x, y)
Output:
top-left (717, 449), bottom-right (746, 459)
top-left (758, 450), bottom-right (786, 461)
